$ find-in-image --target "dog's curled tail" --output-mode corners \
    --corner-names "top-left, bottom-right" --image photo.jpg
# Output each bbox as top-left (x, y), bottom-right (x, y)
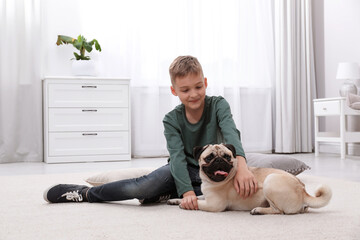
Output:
top-left (304, 184), bottom-right (332, 208)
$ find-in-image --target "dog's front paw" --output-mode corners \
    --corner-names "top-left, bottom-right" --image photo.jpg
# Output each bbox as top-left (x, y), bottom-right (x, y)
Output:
top-left (250, 208), bottom-right (263, 215)
top-left (167, 199), bottom-right (181, 206)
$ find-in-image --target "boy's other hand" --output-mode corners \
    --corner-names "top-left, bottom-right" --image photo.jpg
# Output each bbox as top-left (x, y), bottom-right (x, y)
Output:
top-left (234, 156), bottom-right (258, 199)
top-left (180, 191), bottom-right (198, 210)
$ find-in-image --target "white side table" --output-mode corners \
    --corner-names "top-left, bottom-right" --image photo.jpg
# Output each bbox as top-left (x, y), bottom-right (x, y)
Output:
top-left (313, 97), bottom-right (360, 159)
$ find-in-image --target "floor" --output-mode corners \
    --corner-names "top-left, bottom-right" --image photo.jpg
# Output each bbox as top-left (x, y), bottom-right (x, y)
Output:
top-left (1, 153), bottom-right (360, 182)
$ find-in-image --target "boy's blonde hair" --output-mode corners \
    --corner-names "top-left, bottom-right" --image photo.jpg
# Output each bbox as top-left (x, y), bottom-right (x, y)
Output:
top-left (169, 56), bottom-right (204, 86)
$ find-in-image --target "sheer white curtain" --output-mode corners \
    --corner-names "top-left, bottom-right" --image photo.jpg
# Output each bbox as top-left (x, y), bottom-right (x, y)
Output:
top-left (43, 0), bottom-right (274, 157)
top-left (0, 0), bottom-right (42, 163)
top-left (128, 0), bottom-right (275, 156)
top-left (131, 0), bottom-right (275, 156)
top-left (0, 0), bottom-right (317, 162)
top-left (274, 0), bottom-right (316, 153)
top-left (0, 0), bottom-right (275, 162)
top-left (3, 0), bottom-right (305, 162)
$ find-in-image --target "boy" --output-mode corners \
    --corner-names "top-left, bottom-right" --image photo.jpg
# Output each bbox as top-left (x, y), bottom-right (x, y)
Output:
top-left (43, 56), bottom-right (257, 210)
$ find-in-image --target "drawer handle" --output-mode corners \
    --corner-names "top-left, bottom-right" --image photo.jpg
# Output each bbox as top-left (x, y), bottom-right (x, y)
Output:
top-left (82, 109), bottom-right (98, 112)
top-left (323, 107), bottom-right (327, 111)
top-left (82, 133), bottom-right (98, 136)
top-left (82, 85), bottom-right (97, 88)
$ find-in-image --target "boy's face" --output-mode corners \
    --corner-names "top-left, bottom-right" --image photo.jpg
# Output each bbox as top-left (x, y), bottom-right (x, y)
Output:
top-left (171, 73), bottom-right (207, 112)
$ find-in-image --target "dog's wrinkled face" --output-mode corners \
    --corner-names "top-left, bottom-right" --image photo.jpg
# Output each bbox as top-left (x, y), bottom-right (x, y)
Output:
top-left (194, 144), bottom-right (237, 182)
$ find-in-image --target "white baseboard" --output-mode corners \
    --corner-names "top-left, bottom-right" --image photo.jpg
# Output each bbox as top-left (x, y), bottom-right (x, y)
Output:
top-left (319, 143), bottom-right (360, 156)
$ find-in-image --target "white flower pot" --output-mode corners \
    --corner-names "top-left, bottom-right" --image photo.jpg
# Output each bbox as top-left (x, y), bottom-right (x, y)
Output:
top-left (72, 60), bottom-right (97, 76)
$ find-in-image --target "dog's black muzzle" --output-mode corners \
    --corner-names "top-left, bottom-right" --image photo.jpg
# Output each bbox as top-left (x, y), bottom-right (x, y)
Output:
top-left (202, 157), bottom-right (233, 182)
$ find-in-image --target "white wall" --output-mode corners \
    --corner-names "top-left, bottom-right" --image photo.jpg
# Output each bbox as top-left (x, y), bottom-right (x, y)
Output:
top-left (41, 0), bottom-right (130, 78)
top-left (41, 1), bottom-right (81, 77)
top-left (313, 0), bottom-right (360, 155)
top-left (324, 0), bottom-right (360, 97)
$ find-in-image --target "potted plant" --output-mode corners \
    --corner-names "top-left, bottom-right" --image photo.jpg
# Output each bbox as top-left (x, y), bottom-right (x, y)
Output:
top-left (56, 35), bottom-right (102, 76)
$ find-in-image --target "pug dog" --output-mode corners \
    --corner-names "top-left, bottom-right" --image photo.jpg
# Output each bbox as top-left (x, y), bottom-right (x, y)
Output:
top-left (168, 144), bottom-right (332, 215)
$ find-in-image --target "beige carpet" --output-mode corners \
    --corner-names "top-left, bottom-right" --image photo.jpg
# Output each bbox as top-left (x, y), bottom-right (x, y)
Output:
top-left (0, 172), bottom-right (359, 240)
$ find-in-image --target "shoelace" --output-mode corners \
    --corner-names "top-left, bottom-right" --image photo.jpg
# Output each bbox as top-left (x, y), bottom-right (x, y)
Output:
top-left (60, 190), bottom-right (83, 202)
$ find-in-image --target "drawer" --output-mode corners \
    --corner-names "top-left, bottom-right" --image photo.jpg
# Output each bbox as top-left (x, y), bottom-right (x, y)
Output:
top-left (314, 100), bottom-right (341, 115)
top-left (49, 108), bottom-right (129, 132)
top-left (48, 83), bottom-right (128, 107)
top-left (48, 132), bottom-right (129, 156)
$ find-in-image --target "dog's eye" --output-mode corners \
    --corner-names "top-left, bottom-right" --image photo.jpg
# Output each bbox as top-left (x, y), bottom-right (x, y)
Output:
top-left (224, 154), bottom-right (232, 161)
top-left (204, 154), bottom-right (214, 163)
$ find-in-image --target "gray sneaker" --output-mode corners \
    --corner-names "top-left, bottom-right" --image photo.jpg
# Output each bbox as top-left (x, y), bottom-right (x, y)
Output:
top-left (43, 184), bottom-right (89, 203)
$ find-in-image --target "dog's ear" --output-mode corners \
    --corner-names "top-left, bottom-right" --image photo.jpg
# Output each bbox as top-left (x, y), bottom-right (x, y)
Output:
top-left (224, 144), bottom-right (236, 158)
top-left (193, 145), bottom-right (209, 161)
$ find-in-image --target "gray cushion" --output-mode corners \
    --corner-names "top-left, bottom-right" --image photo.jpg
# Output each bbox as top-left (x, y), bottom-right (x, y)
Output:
top-left (246, 153), bottom-right (310, 175)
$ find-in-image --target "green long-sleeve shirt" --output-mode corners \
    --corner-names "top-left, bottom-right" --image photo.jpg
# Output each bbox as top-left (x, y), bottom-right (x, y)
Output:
top-left (163, 95), bottom-right (245, 197)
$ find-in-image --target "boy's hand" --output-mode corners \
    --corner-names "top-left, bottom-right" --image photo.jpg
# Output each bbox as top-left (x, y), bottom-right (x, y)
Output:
top-left (234, 156), bottom-right (258, 198)
top-left (180, 191), bottom-right (198, 210)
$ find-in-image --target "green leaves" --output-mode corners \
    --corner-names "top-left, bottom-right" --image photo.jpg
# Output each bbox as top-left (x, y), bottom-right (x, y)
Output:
top-left (73, 52), bottom-right (90, 60)
top-left (93, 39), bottom-right (101, 51)
top-left (56, 35), bottom-right (76, 46)
top-left (56, 34), bottom-right (102, 60)
top-left (83, 41), bottom-right (93, 53)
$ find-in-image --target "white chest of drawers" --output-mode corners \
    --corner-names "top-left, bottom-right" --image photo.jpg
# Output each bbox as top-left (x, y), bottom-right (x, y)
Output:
top-left (43, 77), bottom-right (131, 163)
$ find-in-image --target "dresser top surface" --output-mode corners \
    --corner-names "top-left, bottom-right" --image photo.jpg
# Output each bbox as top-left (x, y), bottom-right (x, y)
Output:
top-left (313, 97), bottom-right (346, 102)
top-left (43, 76), bottom-right (130, 81)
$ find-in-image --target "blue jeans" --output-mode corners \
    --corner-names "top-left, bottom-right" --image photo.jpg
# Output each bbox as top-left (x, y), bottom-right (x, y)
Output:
top-left (86, 163), bottom-right (202, 203)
